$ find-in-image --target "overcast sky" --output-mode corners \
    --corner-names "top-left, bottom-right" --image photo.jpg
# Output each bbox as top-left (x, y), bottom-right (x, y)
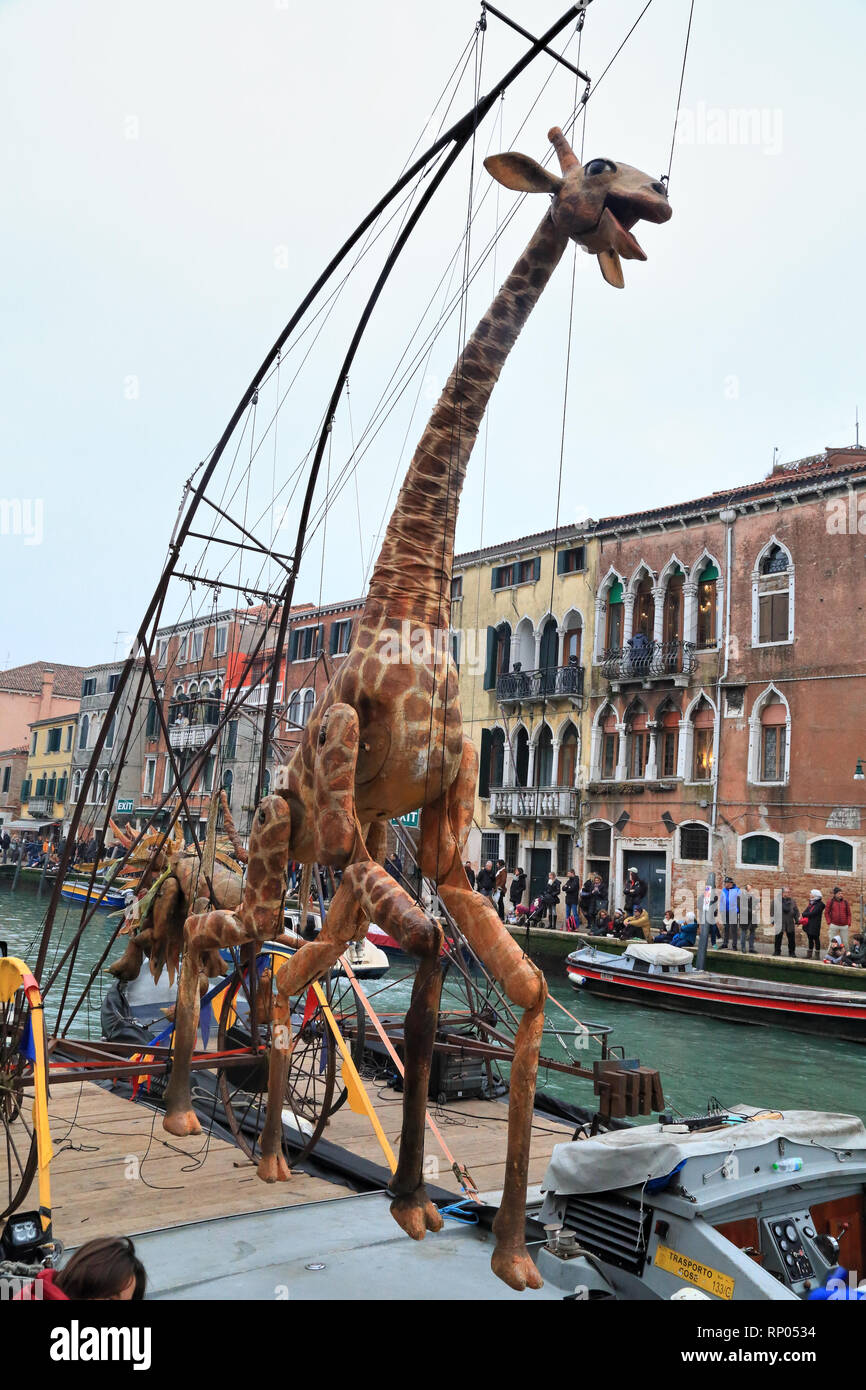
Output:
top-left (2, 0), bottom-right (864, 668)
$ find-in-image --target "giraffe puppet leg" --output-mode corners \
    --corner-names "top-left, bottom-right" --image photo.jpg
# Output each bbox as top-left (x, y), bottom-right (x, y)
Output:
top-left (421, 737), bottom-right (547, 1292)
top-left (163, 907), bottom-right (252, 1136)
top-left (259, 858), bottom-right (444, 1239)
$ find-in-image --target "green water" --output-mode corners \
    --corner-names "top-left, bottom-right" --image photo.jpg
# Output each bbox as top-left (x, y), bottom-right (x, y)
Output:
top-left (3, 883), bottom-right (864, 1122)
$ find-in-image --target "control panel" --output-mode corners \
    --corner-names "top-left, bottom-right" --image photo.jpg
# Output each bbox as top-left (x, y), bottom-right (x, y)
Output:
top-left (761, 1212), bottom-right (821, 1292)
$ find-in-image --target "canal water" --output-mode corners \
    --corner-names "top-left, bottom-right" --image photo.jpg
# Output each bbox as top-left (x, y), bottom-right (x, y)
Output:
top-left (3, 882), bottom-right (864, 1122)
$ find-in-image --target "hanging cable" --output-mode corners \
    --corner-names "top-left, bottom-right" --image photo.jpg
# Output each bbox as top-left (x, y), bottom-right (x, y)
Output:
top-left (665, 0), bottom-right (695, 187)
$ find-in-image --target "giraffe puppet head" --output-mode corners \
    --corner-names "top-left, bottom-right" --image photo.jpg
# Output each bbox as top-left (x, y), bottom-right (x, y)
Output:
top-left (484, 126), bottom-right (672, 289)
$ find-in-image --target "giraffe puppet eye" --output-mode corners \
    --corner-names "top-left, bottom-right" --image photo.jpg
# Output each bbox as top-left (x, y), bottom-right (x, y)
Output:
top-left (584, 158), bottom-right (616, 177)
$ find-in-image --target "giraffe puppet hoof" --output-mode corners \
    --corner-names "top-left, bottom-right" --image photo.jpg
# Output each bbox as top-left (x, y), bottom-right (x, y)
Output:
top-left (389, 1189), bottom-right (444, 1241)
top-left (162, 1109), bottom-right (202, 1138)
top-left (257, 1151), bottom-right (292, 1184)
top-left (491, 1246), bottom-right (544, 1292)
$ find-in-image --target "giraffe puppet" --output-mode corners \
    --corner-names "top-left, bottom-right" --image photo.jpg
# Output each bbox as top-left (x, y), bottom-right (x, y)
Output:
top-left (162, 128), bottom-right (672, 1291)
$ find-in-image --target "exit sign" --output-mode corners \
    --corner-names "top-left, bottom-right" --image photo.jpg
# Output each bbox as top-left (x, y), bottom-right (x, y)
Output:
top-left (391, 810), bottom-right (420, 829)
top-left (116, 798), bottom-right (134, 814)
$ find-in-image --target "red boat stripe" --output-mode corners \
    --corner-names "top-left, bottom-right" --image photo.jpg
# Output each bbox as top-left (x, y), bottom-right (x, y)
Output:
top-left (566, 967), bottom-right (866, 1020)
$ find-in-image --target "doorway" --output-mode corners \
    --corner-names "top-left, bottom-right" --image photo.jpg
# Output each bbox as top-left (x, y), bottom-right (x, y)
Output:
top-left (624, 850), bottom-right (667, 925)
top-left (529, 847), bottom-right (551, 906)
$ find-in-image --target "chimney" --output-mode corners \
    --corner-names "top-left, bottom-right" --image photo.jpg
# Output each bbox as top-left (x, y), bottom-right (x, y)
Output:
top-left (38, 668), bottom-right (56, 721)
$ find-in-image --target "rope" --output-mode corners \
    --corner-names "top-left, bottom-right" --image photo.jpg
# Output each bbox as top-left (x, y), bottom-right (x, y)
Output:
top-left (666, 0), bottom-right (696, 187)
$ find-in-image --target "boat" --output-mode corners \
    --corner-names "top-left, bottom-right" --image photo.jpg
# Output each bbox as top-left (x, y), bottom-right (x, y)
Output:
top-left (283, 908), bottom-right (389, 980)
top-left (536, 1105), bottom-right (866, 1300)
top-left (567, 941), bottom-right (866, 1043)
top-left (59, 878), bottom-right (127, 910)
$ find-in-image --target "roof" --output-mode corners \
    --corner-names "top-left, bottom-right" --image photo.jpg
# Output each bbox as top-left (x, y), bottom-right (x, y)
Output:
top-left (453, 446), bottom-right (866, 562)
top-left (0, 662), bottom-right (84, 698)
top-left (28, 713), bottom-right (79, 729)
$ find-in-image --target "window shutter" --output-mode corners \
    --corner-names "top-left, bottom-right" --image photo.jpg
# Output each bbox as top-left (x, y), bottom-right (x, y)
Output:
top-left (533, 556), bottom-right (541, 582)
top-left (609, 580), bottom-right (623, 604)
top-left (479, 729), bottom-right (492, 799)
top-left (771, 594), bottom-right (789, 642)
top-left (483, 627), bottom-right (497, 690)
top-left (21, 777), bottom-right (31, 800)
top-left (759, 595), bottom-right (771, 643)
top-left (288, 629), bottom-right (299, 662)
top-left (556, 551), bottom-right (566, 575)
top-left (491, 566), bottom-right (500, 590)
top-left (57, 775), bottom-right (68, 803)
top-left (329, 623), bottom-right (338, 655)
top-left (317, 624), bottom-right (325, 656)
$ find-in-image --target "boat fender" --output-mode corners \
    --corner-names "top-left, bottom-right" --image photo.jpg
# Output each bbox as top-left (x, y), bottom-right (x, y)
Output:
top-left (570, 974), bottom-right (586, 988)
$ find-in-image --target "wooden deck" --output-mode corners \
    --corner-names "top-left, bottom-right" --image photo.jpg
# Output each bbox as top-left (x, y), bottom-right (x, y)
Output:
top-left (45, 1079), bottom-right (573, 1246)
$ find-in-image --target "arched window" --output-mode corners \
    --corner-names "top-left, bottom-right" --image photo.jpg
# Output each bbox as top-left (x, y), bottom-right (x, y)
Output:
top-left (633, 575), bottom-right (654, 640)
top-left (287, 690), bottom-right (302, 728)
top-left (624, 702), bottom-right (648, 779)
top-left (78, 714), bottom-right (89, 750)
top-left (657, 701), bottom-right (681, 779)
top-left (105, 714), bottom-right (116, 749)
top-left (749, 686), bottom-right (790, 785)
top-left (207, 681), bottom-right (221, 725)
top-left (490, 728), bottom-right (505, 788)
top-left (696, 561), bottom-right (719, 649)
top-left (71, 770), bottom-right (82, 804)
top-left (754, 539), bottom-right (793, 645)
top-left (222, 769), bottom-right (233, 809)
top-left (690, 696), bottom-right (715, 781)
top-left (557, 723), bottom-right (579, 786)
top-left (679, 822), bottom-right (710, 861)
top-left (561, 612), bottom-right (582, 665)
top-left (533, 725), bottom-right (553, 787)
top-left (809, 838), bottom-right (854, 873)
top-left (605, 580), bottom-right (624, 651)
top-left (663, 569), bottom-right (684, 645)
top-left (301, 689), bottom-right (315, 726)
top-left (484, 623), bottom-right (512, 690)
top-left (513, 727), bottom-right (529, 787)
top-left (740, 833), bottom-right (780, 867)
top-left (599, 707), bottom-right (619, 780)
top-left (101, 771), bottom-right (110, 804)
top-left (539, 617), bottom-right (558, 689)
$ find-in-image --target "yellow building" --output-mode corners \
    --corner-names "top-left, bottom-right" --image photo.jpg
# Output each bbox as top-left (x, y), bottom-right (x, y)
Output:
top-left (453, 524), bottom-right (599, 903)
top-left (21, 713), bottom-right (78, 837)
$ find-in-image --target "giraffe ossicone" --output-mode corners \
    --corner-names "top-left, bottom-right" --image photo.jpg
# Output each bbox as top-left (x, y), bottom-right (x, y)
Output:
top-left (162, 128), bottom-right (673, 1292)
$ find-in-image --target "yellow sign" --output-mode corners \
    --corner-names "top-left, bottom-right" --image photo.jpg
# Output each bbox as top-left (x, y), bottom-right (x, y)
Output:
top-left (654, 1244), bottom-right (735, 1300)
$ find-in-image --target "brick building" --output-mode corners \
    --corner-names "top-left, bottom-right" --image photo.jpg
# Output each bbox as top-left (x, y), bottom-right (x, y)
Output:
top-left (582, 445), bottom-right (866, 944)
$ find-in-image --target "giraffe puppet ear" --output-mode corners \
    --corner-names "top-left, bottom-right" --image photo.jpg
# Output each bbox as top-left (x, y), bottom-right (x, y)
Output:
top-left (484, 152), bottom-right (563, 196)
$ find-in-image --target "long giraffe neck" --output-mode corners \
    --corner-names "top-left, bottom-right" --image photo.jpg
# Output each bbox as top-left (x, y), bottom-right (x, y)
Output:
top-left (365, 208), bottom-right (570, 629)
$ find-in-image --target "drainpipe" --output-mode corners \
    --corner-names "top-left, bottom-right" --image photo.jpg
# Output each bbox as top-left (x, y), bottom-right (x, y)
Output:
top-left (712, 508), bottom-right (737, 859)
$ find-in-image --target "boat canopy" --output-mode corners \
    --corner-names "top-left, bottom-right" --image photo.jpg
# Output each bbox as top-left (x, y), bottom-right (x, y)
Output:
top-left (625, 942), bottom-right (692, 966)
top-left (541, 1108), bottom-right (866, 1200)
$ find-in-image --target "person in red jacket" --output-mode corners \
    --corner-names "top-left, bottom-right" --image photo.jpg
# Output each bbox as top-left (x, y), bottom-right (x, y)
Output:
top-left (825, 886), bottom-right (852, 945)
top-left (14, 1236), bottom-right (146, 1300)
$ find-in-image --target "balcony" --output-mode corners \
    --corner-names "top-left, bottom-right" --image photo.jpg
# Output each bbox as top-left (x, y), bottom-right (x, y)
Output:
top-left (169, 723), bottom-right (217, 750)
top-left (496, 663), bottom-right (584, 706)
top-left (489, 785), bottom-right (579, 822)
top-left (602, 640), bottom-right (695, 687)
top-left (25, 796), bottom-right (55, 816)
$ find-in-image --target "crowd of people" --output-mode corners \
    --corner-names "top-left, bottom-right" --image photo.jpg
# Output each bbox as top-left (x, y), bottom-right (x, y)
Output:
top-left (458, 861), bottom-right (866, 966)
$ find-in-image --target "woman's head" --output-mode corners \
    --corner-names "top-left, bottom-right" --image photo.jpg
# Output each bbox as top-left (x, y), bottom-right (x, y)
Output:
top-left (55, 1237), bottom-right (146, 1301)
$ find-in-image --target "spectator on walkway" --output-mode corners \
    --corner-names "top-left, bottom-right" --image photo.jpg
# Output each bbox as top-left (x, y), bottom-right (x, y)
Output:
top-left (624, 868), bottom-right (646, 915)
top-left (494, 859), bottom-right (507, 920)
top-left (564, 869), bottom-right (582, 931)
top-left (463, 861), bottom-right (476, 891)
top-left (770, 887), bottom-right (799, 958)
top-left (595, 907), bottom-right (614, 935)
top-left (476, 861), bottom-right (496, 900)
top-left (543, 871), bottom-right (561, 929)
top-left (653, 910), bottom-right (681, 943)
top-left (842, 933), bottom-right (866, 968)
top-left (720, 877), bottom-right (740, 951)
top-left (823, 934), bottom-right (845, 965)
top-left (671, 912), bottom-right (698, 948)
top-left (508, 865), bottom-right (526, 911)
top-left (825, 886), bottom-right (852, 946)
top-left (740, 883), bottom-right (759, 954)
top-left (800, 889), bottom-right (825, 959)
top-left (621, 905), bottom-right (650, 940)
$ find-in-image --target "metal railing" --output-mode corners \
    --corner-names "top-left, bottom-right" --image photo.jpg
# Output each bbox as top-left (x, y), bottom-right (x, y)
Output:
top-left (168, 723), bottom-right (217, 749)
top-left (496, 663), bottom-right (584, 703)
top-left (489, 785), bottom-right (578, 820)
top-left (601, 640), bottom-right (695, 682)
